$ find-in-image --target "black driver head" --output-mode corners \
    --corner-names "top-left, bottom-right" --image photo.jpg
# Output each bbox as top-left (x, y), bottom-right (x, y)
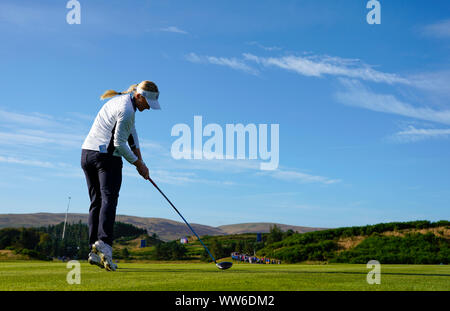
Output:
top-left (216, 261), bottom-right (233, 270)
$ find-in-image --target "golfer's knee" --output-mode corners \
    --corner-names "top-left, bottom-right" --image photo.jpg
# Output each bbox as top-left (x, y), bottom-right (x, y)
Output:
top-left (100, 188), bottom-right (119, 199)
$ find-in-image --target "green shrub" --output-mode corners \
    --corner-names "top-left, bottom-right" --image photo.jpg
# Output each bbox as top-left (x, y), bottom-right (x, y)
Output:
top-left (331, 233), bottom-right (449, 264)
top-left (155, 241), bottom-right (187, 260)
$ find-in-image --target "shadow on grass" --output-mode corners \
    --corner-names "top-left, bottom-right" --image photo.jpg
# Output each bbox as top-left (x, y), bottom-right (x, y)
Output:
top-left (116, 267), bottom-right (450, 277)
top-left (285, 271), bottom-right (450, 277)
top-left (117, 267), bottom-right (220, 273)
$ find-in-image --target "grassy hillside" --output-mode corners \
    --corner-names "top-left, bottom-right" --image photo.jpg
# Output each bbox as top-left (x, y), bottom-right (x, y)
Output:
top-left (0, 213), bottom-right (324, 241)
top-left (218, 223), bottom-right (325, 234)
top-left (0, 213), bottom-right (88, 228)
top-left (257, 221), bottom-right (450, 264)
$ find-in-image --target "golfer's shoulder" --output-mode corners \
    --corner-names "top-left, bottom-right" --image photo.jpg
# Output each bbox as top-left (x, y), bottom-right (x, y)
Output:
top-left (109, 95), bottom-right (134, 119)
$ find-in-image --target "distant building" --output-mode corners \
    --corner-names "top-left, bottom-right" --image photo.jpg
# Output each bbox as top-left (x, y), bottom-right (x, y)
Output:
top-left (140, 239), bottom-right (147, 248)
top-left (180, 237), bottom-right (189, 244)
top-left (256, 233), bottom-right (262, 242)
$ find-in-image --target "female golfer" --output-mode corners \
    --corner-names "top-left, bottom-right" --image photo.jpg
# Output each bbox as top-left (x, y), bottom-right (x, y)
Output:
top-left (81, 81), bottom-right (160, 271)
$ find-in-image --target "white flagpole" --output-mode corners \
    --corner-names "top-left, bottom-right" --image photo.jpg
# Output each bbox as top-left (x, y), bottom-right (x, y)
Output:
top-left (62, 196), bottom-right (71, 240)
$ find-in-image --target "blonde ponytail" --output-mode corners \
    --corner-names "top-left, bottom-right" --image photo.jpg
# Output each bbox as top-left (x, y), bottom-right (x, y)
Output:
top-left (100, 83), bottom-right (138, 100)
top-left (100, 81), bottom-right (158, 100)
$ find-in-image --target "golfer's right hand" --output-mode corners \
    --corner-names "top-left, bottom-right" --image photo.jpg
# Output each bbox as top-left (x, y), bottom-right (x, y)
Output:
top-left (135, 160), bottom-right (150, 180)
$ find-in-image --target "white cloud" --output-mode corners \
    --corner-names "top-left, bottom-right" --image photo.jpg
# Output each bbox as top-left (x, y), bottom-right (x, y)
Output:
top-left (185, 52), bottom-right (202, 63)
top-left (391, 126), bottom-right (450, 143)
top-left (160, 26), bottom-right (188, 35)
top-left (122, 166), bottom-right (234, 186)
top-left (0, 107), bottom-right (88, 150)
top-left (139, 139), bottom-right (168, 153)
top-left (422, 19), bottom-right (450, 38)
top-left (0, 155), bottom-right (55, 168)
top-left (153, 169), bottom-right (234, 186)
top-left (259, 169), bottom-right (341, 185)
top-left (243, 53), bottom-right (411, 85)
top-left (185, 49), bottom-right (450, 147)
top-left (188, 51), bottom-right (449, 95)
top-left (207, 56), bottom-right (257, 74)
top-left (335, 79), bottom-right (450, 125)
top-left (67, 112), bottom-right (95, 122)
top-left (246, 41), bottom-right (282, 51)
top-left (0, 109), bottom-right (60, 127)
top-left (185, 53), bottom-right (259, 75)
top-left (0, 129), bottom-right (84, 148)
top-left (409, 70), bottom-right (450, 95)
top-left (0, 108), bottom-right (90, 182)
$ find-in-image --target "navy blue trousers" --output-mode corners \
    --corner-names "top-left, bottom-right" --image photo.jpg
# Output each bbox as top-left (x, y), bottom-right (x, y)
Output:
top-left (81, 149), bottom-right (123, 246)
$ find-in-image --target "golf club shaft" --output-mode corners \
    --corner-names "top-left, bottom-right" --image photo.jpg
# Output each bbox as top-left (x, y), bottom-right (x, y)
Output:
top-left (149, 178), bottom-right (217, 263)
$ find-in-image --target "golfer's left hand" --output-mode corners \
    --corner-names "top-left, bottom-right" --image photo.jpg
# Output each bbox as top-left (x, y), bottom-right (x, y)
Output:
top-left (141, 165), bottom-right (150, 180)
top-left (136, 160), bottom-right (150, 180)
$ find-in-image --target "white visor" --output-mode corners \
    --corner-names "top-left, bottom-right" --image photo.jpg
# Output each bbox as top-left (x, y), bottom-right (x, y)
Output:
top-left (136, 87), bottom-right (161, 110)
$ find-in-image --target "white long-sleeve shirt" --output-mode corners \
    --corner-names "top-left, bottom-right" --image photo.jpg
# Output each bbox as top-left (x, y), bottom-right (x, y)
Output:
top-left (82, 94), bottom-right (140, 164)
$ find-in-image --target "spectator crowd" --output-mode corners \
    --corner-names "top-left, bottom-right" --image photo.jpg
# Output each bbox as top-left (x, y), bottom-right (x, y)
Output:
top-left (231, 252), bottom-right (281, 264)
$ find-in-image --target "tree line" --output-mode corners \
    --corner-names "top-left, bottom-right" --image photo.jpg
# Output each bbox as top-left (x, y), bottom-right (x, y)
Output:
top-left (0, 219), bottom-right (448, 264)
top-left (0, 221), bottom-right (150, 260)
top-left (256, 220), bottom-right (449, 264)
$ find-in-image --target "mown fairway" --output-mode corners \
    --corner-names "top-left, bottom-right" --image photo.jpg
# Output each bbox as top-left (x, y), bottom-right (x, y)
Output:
top-left (0, 261), bottom-right (449, 291)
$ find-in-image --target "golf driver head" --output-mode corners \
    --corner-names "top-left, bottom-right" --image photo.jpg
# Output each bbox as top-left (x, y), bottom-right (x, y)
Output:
top-left (216, 261), bottom-right (233, 270)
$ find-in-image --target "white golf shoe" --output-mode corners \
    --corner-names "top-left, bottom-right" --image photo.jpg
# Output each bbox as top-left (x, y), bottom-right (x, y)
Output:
top-left (92, 240), bottom-right (117, 271)
top-left (88, 252), bottom-right (103, 269)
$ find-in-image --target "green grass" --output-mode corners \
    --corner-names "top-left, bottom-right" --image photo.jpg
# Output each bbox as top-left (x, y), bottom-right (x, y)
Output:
top-left (0, 261), bottom-right (448, 291)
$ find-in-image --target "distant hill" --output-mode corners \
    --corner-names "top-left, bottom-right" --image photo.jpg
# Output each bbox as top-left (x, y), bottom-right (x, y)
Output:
top-left (0, 213), bottom-right (324, 241)
top-left (218, 223), bottom-right (325, 235)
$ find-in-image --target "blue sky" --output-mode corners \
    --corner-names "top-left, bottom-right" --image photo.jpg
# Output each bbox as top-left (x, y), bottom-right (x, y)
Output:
top-left (0, 0), bottom-right (449, 228)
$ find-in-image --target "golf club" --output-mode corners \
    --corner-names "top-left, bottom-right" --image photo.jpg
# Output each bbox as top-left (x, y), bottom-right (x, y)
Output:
top-left (148, 178), bottom-right (233, 270)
